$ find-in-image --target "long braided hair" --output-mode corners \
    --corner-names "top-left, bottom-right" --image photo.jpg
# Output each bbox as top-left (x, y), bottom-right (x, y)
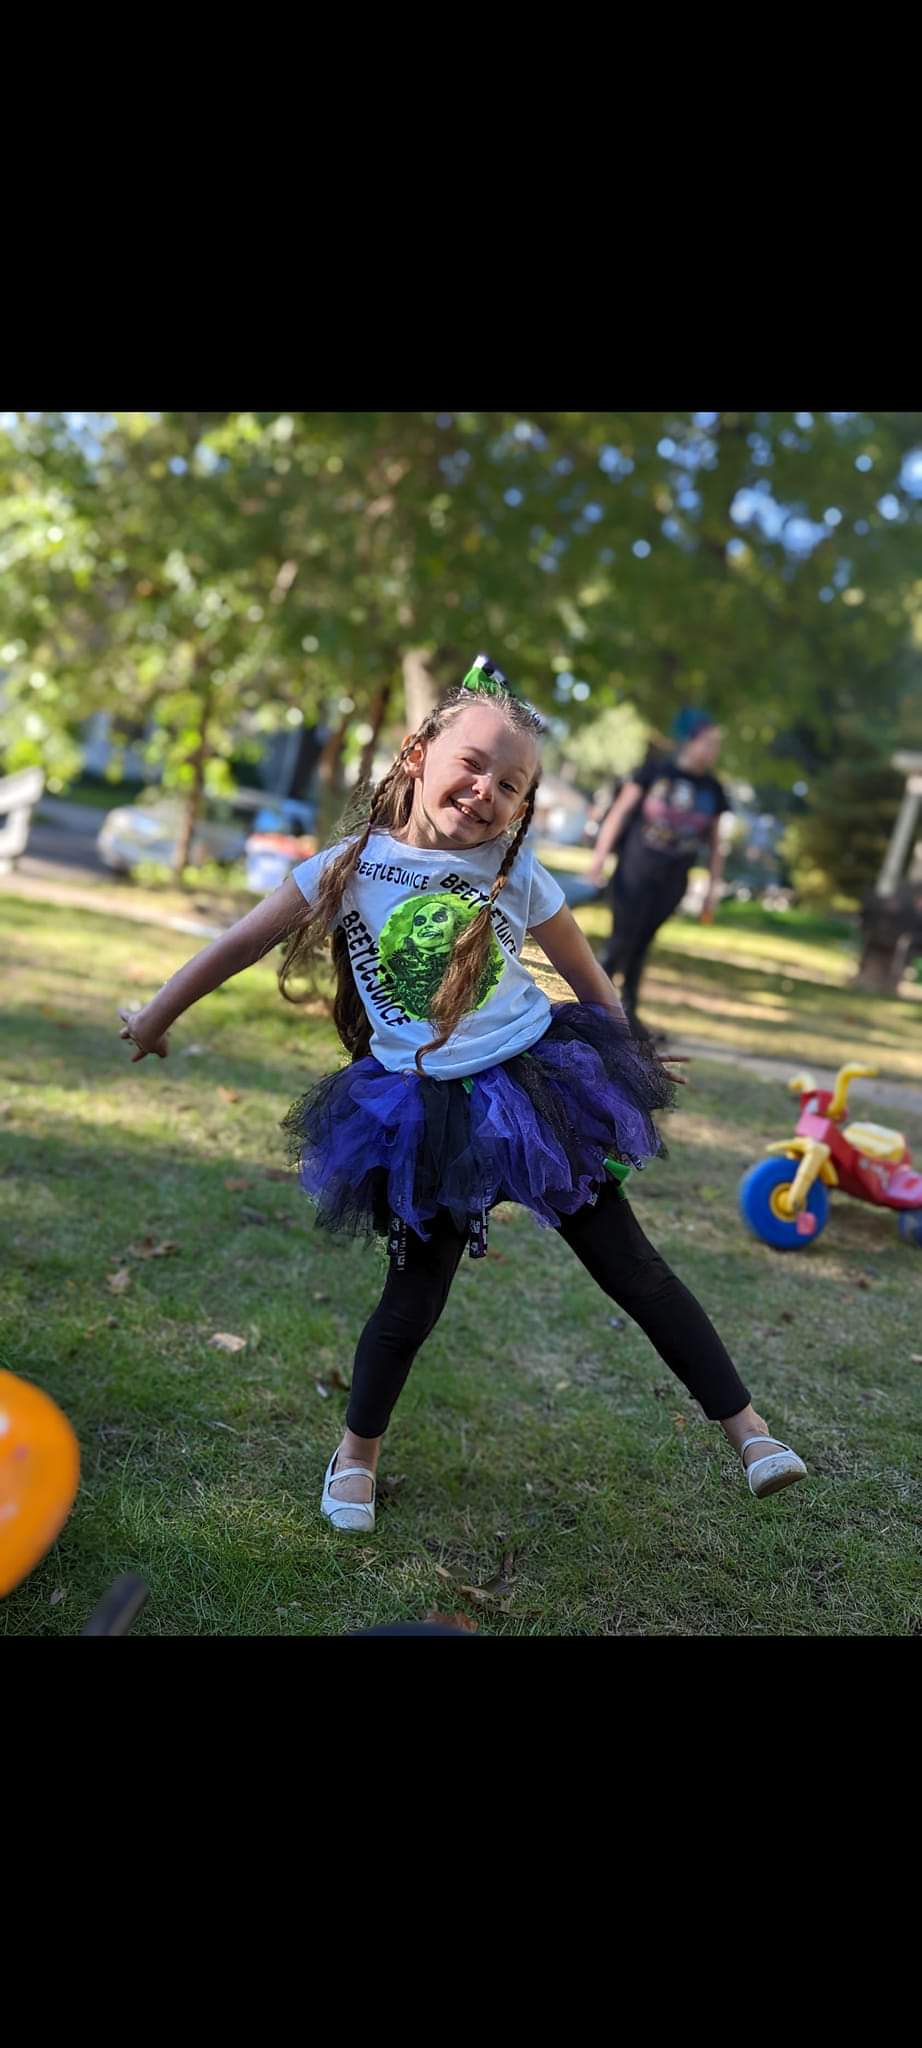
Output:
top-left (278, 682), bottom-right (544, 1072)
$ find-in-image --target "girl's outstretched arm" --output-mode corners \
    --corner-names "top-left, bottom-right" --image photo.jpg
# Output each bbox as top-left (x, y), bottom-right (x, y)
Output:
top-left (117, 873), bottom-right (307, 1061)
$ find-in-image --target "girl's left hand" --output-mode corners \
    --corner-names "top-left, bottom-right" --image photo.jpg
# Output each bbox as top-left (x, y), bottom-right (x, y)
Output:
top-left (659, 1054), bottom-right (690, 1086)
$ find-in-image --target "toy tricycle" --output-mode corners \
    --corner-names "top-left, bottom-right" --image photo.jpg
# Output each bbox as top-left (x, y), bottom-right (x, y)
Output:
top-left (739, 1061), bottom-right (922, 1251)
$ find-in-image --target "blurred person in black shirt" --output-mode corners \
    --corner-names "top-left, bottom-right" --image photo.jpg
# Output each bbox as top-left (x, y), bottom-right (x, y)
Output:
top-left (587, 710), bottom-right (729, 1034)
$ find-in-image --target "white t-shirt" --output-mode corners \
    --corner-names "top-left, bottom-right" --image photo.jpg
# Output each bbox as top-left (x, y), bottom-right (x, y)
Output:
top-left (291, 830), bottom-right (566, 1078)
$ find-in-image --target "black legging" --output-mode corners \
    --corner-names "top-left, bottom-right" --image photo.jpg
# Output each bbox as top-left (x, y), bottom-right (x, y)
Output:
top-left (601, 860), bottom-right (689, 1021)
top-left (346, 1182), bottom-right (750, 1438)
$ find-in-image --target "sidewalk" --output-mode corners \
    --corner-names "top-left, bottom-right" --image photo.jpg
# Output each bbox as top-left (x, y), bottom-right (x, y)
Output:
top-left (0, 857), bottom-right (235, 939)
top-left (675, 1038), bottom-right (922, 1119)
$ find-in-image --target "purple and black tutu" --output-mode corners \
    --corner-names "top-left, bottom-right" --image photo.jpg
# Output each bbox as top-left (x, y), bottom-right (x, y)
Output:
top-left (282, 1004), bottom-right (675, 1257)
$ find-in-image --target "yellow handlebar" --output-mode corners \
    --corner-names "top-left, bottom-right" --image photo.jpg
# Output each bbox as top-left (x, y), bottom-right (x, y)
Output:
top-left (828, 1061), bottom-right (878, 1120)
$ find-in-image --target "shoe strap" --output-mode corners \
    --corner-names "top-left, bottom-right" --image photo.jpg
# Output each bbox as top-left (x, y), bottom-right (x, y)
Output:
top-left (739, 1435), bottom-right (794, 1459)
top-left (330, 1464), bottom-right (376, 1485)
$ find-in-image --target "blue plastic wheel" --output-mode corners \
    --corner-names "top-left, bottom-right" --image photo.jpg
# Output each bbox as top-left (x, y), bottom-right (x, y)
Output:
top-left (898, 1210), bottom-right (922, 1247)
top-left (738, 1157), bottom-right (829, 1250)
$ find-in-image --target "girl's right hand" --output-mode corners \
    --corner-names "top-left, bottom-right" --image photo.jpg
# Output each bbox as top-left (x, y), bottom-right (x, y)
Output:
top-left (118, 1005), bottom-right (170, 1062)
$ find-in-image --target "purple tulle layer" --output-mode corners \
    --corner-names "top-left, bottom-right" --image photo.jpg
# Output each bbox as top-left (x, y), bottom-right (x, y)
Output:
top-left (282, 1003), bottom-right (675, 1242)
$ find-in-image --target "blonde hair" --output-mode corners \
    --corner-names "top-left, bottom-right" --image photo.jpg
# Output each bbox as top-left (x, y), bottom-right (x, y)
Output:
top-left (279, 683), bottom-right (543, 1071)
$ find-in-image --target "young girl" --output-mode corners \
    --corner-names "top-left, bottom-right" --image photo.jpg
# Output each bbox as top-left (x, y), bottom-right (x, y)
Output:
top-left (119, 657), bottom-right (807, 1534)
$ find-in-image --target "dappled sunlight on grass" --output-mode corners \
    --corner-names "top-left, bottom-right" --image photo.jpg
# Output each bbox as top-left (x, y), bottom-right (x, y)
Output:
top-left (3, 895), bottom-right (921, 1637)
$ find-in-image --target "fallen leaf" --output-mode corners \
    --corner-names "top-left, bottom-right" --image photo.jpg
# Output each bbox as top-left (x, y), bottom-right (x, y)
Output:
top-left (217, 1086), bottom-right (240, 1104)
top-left (698, 1185), bottom-right (719, 1202)
top-left (50, 1588), bottom-right (66, 1606)
top-left (209, 1331), bottom-right (247, 1352)
top-left (224, 1177), bottom-right (250, 1192)
top-left (263, 1168), bottom-right (289, 1183)
top-left (376, 1472), bottom-right (406, 1502)
top-left (312, 1291), bottom-right (329, 1303)
top-left (672, 1412), bottom-right (687, 1432)
top-left (127, 1237), bottom-right (179, 1260)
top-left (239, 1207), bottom-right (269, 1226)
top-left (315, 1382), bottom-right (330, 1398)
top-left (607, 1316), bottom-right (625, 1330)
top-left (326, 1368), bottom-right (351, 1392)
top-left (554, 1379), bottom-right (570, 1391)
top-left (457, 1548), bottom-right (517, 1602)
top-left (424, 1609), bottom-right (478, 1632)
top-left (107, 1267), bottom-right (132, 1294)
top-left (434, 1564), bottom-right (453, 1581)
top-left (911, 1355), bottom-right (922, 1365)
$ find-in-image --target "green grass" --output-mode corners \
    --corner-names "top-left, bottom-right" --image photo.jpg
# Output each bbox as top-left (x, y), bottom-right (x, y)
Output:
top-left (568, 900), bottom-right (922, 1079)
top-left (2, 894), bottom-right (921, 1636)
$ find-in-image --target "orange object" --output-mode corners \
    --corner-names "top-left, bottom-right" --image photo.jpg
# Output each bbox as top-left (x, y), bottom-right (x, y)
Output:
top-left (0, 1371), bottom-right (80, 1596)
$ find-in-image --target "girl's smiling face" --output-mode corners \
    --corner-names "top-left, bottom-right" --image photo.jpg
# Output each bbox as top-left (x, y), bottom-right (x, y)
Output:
top-left (400, 703), bottom-right (538, 851)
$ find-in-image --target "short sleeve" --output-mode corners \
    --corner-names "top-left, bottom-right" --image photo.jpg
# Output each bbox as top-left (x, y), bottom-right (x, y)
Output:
top-left (527, 857), bottom-right (566, 928)
top-left (290, 842), bottom-right (345, 905)
top-left (713, 778), bottom-right (731, 816)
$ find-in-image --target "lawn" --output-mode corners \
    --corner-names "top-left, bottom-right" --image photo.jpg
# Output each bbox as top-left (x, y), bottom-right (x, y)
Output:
top-left (2, 891), bottom-right (920, 1636)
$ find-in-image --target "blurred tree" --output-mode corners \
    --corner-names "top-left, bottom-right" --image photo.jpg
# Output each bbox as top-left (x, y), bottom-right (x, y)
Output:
top-left (782, 759), bottom-right (904, 906)
top-left (2, 409), bottom-right (922, 881)
top-left (551, 702), bottom-right (650, 786)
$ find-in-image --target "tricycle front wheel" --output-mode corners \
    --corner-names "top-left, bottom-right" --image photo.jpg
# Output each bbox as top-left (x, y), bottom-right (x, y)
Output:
top-left (738, 1157), bottom-right (829, 1250)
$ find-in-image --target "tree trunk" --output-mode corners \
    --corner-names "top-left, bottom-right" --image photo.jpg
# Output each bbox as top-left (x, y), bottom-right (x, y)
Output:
top-left (358, 675), bottom-right (393, 785)
top-left (853, 888), bottom-right (919, 991)
top-left (854, 932), bottom-right (912, 992)
top-left (172, 672), bottom-right (212, 880)
top-left (315, 713), bottom-right (351, 839)
top-left (173, 747), bottom-right (207, 878)
top-left (317, 713), bottom-right (350, 795)
top-left (401, 647), bottom-right (450, 731)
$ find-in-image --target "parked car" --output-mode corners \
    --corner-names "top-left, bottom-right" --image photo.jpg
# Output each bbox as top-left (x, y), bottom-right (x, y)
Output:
top-left (532, 775), bottom-right (591, 845)
top-left (96, 789), bottom-right (315, 874)
top-left (244, 802), bottom-right (317, 891)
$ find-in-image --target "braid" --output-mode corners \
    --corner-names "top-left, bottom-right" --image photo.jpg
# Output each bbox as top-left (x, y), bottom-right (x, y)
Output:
top-left (277, 712), bottom-right (439, 1037)
top-left (415, 778), bottom-right (539, 1072)
top-left (490, 785), bottom-right (536, 904)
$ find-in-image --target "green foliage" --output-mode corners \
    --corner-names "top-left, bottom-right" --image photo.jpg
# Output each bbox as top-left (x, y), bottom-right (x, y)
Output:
top-left (2, 410), bottom-right (922, 850)
top-left (783, 761), bottom-right (904, 906)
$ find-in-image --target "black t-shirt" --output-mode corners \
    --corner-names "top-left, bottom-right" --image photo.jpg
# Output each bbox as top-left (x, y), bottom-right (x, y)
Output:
top-left (619, 756), bottom-right (729, 874)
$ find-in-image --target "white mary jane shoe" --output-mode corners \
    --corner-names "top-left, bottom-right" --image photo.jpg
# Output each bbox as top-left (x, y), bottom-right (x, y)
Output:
top-left (321, 1451), bottom-right (376, 1534)
top-left (740, 1434), bottom-right (807, 1500)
